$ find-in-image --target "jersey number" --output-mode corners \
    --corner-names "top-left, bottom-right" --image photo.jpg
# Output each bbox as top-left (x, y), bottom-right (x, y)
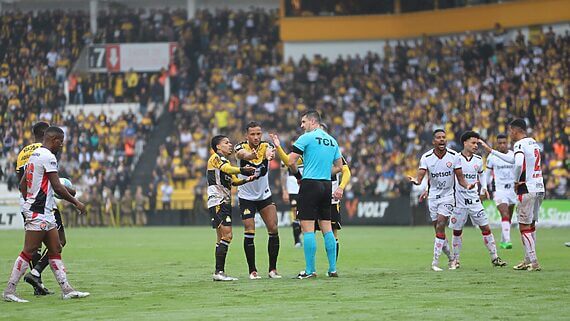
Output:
top-left (25, 163), bottom-right (34, 189)
top-left (533, 149), bottom-right (541, 171)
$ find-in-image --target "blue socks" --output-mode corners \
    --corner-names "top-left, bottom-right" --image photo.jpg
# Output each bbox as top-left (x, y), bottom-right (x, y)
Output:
top-left (303, 231), bottom-right (338, 274)
top-left (303, 232), bottom-right (316, 274)
top-left (323, 231), bottom-right (337, 273)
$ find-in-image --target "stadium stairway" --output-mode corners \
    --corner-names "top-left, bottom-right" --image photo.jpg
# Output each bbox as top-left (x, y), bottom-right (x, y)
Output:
top-left (130, 107), bottom-right (175, 191)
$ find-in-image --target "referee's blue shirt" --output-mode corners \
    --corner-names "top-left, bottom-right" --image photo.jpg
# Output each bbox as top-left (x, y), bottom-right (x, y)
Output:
top-left (292, 128), bottom-right (342, 180)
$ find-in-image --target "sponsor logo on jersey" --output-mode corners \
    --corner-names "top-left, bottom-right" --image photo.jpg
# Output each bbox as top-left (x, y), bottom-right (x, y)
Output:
top-left (431, 171), bottom-right (452, 178)
top-left (464, 173), bottom-right (477, 179)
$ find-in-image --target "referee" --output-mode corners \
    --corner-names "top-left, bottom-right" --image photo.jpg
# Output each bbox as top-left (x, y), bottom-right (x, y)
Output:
top-left (287, 110), bottom-right (343, 278)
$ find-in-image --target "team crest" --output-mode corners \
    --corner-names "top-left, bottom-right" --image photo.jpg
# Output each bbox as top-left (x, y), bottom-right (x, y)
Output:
top-left (474, 165), bottom-right (479, 171)
top-left (446, 162), bottom-right (452, 168)
top-left (225, 216), bottom-right (232, 223)
top-left (243, 209), bottom-right (251, 215)
top-left (451, 217), bottom-right (457, 224)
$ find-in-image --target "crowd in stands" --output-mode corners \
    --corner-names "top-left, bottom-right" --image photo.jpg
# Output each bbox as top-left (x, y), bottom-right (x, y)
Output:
top-left (0, 10), bottom-right (160, 226)
top-left (0, 8), bottom-right (568, 225)
top-left (159, 13), bottom-right (569, 201)
top-left (284, 0), bottom-right (506, 17)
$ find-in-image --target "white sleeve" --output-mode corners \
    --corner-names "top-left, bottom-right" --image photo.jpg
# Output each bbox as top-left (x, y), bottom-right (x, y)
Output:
top-left (484, 167), bottom-right (493, 190)
top-left (453, 155), bottom-right (462, 169)
top-left (44, 153), bottom-right (58, 173)
top-left (490, 149), bottom-right (515, 164)
top-left (479, 170), bottom-right (488, 193)
top-left (419, 155), bottom-right (427, 170)
top-left (514, 151), bottom-right (525, 182)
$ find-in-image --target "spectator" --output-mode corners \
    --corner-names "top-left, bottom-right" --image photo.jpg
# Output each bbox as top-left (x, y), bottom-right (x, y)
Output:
top-left (161, 180), bottom-right (173, 210)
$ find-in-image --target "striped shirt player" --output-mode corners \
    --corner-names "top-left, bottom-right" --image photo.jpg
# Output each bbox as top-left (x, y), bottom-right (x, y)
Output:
top-left (419, 148), bottom-right (461, 221)
top-left (16, 143), bottom-right (43, 180)
top-left (487, 137), bottom-right (545, 223)
top-left (22, 146), bottom-right (60, 231)
top-left (206, 135), bottom-right (255, 281)
top-left (3, 126), bottom-right (89, 303)
top-left (513, 137), bottom-right (545, 210)
top-left (512, 136), bottom-right (544, 270)
top-left (16, 143), bottom-right (43, 208)
top-left (206, 153), bottom-right (249, 224)
top-left (482, 119), bottom-right (544, 270)
top-left (234, 128), bottom-right (282, 279)
top-left (510, 120), bottom-right (545, 270)
top-left (234, 140), bottom-right (274, 217)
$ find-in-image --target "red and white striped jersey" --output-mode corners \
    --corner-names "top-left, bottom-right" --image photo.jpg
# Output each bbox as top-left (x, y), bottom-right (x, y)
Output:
top-left (513, 137), bottom-right (545, 194)
top-left (22, 147), bottom-right (58, 216)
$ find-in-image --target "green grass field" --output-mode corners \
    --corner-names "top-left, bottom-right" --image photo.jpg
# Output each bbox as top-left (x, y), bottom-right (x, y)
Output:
top-left (1, 226), bottom-right (569, 320)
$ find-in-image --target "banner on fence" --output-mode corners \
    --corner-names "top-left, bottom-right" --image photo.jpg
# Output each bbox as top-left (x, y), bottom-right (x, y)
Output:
top-left (483, 200), bottom-right (570, 227)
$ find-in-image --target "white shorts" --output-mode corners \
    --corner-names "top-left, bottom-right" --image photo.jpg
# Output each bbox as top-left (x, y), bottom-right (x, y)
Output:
top-left (494, 189), bottom-right (518, 206)
top-left (428, 195), bottom-right (455, 221)
top-left (22, 211), bottom-right (57, 232)
top-left (516, 192), bottom-right (544, 225)
top-left (449, 204), bottom-right (488, 230)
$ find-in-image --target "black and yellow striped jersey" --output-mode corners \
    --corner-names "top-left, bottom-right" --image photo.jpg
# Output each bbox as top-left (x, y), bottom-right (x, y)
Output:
top-left (234, 141), bottom-right (273, 201)
top-left (16, 142), bottom-right (42, 180)
top-left (206, 152), bottom-right (244, 208)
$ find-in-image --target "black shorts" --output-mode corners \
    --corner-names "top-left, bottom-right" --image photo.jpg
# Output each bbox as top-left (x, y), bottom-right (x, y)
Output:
top-left (315, 203), bottom-right (342, 230)
top-left (239, 196), bottom-right (275, 220)
top-left (297, 179), bottom-right (332, 221)
top-left (289, 194), bottom-right (299, 207)
top-left (209, 203), bottom-right (232, 228)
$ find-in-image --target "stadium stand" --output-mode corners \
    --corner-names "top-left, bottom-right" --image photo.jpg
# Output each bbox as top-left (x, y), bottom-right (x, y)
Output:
top-left (154, 10), bottom-right (568, 208)
top-left (0, 6), bottom-right (568, 223)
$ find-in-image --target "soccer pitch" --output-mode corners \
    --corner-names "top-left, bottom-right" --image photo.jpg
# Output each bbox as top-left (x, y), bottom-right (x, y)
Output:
top-left (1, 226), bottom-right (569, 320)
